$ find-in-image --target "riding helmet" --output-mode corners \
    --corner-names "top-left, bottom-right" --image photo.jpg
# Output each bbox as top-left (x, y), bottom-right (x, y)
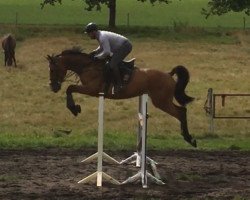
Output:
top-left (85, 22), bottom-right (98, 33)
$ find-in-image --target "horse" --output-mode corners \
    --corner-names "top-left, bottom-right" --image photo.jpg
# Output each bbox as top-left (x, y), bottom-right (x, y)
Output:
top-left (1, 34), bottom-right (17, 67)
top-left (46, 48), bottom-right (197, 147)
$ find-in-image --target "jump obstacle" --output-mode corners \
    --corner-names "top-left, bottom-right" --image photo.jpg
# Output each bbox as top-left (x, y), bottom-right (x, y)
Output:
top-left (204, 88), bottom-right (250, 133)
top-left (78, 93), bottom-right (164, 187)
top-left (78, 93), bottom-right (120, 187)
top-left (120, 94), bottom-right (165, 187)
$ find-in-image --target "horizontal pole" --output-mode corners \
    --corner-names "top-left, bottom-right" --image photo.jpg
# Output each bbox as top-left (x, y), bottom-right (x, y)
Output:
top-left (213, 94), bottom-right (250, 97)
top-left (212, 93), bottom-right (250, 119)
top-left (213, 116), bottom-right (250, 119)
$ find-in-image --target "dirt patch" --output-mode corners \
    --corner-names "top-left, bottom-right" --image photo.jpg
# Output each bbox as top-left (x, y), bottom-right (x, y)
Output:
top-left (0, 149), bottom-right (249, 200)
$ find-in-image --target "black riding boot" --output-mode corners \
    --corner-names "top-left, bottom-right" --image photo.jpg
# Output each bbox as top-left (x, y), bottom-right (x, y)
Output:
top-left (113, 67), bottom-right (123, 93)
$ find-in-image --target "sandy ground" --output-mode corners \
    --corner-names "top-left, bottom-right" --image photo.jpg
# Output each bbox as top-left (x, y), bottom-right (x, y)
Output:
top-left (0, 149), bottom-right (249, 200)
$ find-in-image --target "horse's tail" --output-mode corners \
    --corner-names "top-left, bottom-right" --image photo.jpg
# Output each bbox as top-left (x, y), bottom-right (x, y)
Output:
top-left (169, 65), bottom-right (194, 106)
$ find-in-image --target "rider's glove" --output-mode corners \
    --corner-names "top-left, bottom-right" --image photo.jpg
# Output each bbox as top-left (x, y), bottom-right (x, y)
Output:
top-left (89, 51), bottom-right (96, 59)
top-left (92, 56), bottom-right (99, 61)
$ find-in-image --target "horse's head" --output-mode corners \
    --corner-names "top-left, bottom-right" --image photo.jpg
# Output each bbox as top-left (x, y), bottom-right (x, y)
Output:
top-left (47, 55), bottom-right (67, 93)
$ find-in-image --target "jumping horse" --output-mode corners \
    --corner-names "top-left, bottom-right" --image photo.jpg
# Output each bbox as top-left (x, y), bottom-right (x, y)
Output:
top-left (1, 34), bottom-right (17, 67)
top-left (47, 48), bottom-right (197, 147)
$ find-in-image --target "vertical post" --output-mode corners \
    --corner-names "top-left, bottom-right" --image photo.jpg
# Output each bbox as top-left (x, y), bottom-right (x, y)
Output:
top-left (211, 90), bottom-right (215, 134)
top-left (243, 17), bottom-right (246, 30)
top-left (136, 96), bottom-right (142, 167)
top-left (97, 93), bottom-right (104, 186)
top-left (140, 94), bottom-right (148, 188)
top-left (127, 13), bottom-right (130, 27)
top-left (207, 88), bottom-right (214, 133)
top-left (15, 12), bottom-right (18, 26)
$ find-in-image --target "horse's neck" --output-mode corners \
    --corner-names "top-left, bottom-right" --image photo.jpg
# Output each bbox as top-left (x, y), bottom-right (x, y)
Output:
top-left (65, 55), bottom-right (103, 74)
top-left (64, 55), bottom-right (91, 74)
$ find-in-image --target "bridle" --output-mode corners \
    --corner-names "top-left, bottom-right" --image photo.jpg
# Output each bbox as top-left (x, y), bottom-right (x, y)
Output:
top-left (48, 54), bottom-right (80, 88)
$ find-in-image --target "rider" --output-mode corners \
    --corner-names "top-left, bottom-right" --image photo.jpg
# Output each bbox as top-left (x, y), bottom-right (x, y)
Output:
top-left (85, 22), bottom-right (132, 93)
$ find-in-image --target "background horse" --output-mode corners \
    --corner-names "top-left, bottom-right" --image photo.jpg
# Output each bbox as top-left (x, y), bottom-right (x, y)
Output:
top-left (46, 48), bottom-right (196, 147)
top-left (1, 34), bottom-right (17, 67)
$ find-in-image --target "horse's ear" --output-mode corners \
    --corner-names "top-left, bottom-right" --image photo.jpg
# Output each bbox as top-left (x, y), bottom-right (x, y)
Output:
top-left (46, 55), bottom-right (52, 61)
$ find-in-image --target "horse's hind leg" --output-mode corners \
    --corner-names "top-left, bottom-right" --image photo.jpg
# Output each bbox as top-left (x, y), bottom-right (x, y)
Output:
top-left (12, 52), bottom-right (17, 67)
top-left (13, 56), bottom-right (17, 67)
top-left (150, 94), bottom-right (197, 147)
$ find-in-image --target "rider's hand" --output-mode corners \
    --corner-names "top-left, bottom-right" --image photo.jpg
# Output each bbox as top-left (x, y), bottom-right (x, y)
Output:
top-left (89, 51), bottom-right (96, 59)
top-left (92, 56), bottom-right (99, 61)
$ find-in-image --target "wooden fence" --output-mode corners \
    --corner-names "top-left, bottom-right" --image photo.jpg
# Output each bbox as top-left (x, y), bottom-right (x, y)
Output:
top-left (204, 88), bottom-right (250, 133)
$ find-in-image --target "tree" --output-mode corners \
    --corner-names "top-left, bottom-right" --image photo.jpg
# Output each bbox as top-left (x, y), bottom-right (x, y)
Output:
top-left (41, 0), bottom-right (171, 28)
top-left (202, 0), bottom-right (250, 18)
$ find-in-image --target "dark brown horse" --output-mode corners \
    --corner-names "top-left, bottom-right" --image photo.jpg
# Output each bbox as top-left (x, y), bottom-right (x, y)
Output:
top-left (1, 34), bottom-right (17, 67)
top-left (46, 48), bottom-right (196, 147)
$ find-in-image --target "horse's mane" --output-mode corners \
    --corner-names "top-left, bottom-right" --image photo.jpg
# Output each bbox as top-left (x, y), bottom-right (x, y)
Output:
top-left (61, 47), bottom-right (87, 56)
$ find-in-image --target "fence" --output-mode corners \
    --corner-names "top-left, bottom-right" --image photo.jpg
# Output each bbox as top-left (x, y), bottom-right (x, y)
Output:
top-left (204, 88), bottom-right (250, 133)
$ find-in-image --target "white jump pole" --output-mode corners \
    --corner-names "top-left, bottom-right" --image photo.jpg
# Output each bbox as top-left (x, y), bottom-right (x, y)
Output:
top-left (119, 94), bottom-right (149, 166)
top-left (121, 94), bottom-right (165, 187)
top-left (78, 93), bottom-right (120, 186)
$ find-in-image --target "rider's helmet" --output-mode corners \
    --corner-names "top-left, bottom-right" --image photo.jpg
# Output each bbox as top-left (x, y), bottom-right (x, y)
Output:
top-left (85, 22), bottom-right (98, 33)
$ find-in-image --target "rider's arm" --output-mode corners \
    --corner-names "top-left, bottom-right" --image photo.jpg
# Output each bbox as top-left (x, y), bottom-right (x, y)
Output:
top-left (94, 36), bottom-right (113, 59)
top-left (92, 46), bottom-right (102, 55)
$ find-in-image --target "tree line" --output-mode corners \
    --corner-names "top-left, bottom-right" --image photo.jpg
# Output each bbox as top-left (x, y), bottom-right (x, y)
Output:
top-left (41, 0), bottom-right (250, 28)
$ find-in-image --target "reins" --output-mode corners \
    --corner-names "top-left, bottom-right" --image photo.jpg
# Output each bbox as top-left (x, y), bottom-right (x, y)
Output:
top-left (64, 71), bottom-right (80, 84)
top-left (51, 48), bottom-right (104, 85)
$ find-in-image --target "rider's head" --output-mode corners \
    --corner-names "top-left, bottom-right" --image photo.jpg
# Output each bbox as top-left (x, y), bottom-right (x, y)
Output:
top-left (85, 22), bottom-right (98, 39)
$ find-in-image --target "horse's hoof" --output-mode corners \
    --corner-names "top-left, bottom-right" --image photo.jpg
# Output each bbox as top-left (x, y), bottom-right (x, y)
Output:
top-left (75, 105), bottom-right (81, 113)
top-left (71, 109), bottom-right (78, 116)
top-left (191, 139), bottom-right (197, 148)
top-left (69, 106), bottom-right (79, 116)
top-left (183, 134), bottom-right (197, 148)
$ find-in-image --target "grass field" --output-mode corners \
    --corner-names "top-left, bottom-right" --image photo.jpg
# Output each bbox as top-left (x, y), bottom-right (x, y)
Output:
top-left (0, 0), bottom-right (249, 28)
top-left (0, 0), bottom-right (249, 151)
top-left (0, 25), bottom-right (249, 150)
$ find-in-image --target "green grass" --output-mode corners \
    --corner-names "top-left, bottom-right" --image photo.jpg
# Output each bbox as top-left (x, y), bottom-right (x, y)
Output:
top-left (0, 175), bottom-right (20, 182)
top-left (0, 21), bottom-right (249, 150)
top-left (0, 24), bottom-right (241, 46)
top-left (0, 29), bottom-right (249, 150)
top-left (0, 0), bottom-right (249, 28)
top-left (0, 130), bottom-right (249, 150)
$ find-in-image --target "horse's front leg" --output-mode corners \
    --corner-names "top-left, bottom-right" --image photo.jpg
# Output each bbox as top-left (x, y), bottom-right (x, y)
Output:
top-left (66, 85), bottom-right (82, 116)
top-left (4, 52), bottom-right (7, 66)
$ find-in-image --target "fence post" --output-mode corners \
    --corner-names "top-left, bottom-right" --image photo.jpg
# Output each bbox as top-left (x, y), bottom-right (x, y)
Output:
top-left (127, 13), bottom-right (130, 27)
top-left (207, 88), bottom-right (214, 133)
top-left (243, 17), bottom-right (246, 30)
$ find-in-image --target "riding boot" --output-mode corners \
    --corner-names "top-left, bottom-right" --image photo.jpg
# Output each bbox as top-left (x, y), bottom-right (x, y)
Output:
top-left (113, 67), bottom-right (123, 94)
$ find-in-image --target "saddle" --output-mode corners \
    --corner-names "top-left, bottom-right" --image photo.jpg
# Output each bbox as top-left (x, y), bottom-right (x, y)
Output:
top-left (103, 58), bottom-right (136, 95)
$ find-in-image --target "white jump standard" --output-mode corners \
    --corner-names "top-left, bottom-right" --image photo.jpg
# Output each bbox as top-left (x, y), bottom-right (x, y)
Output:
top-left (120, 94), bottom-right (165, 188)
top-left (78, 93), bottom-right (120, 186)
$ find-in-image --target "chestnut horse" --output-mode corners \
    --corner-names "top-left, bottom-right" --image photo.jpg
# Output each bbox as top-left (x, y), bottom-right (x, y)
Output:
top-left (1, 34), bottom-right (17, 67)
top-left (46, 48), bottom-right (196, 147)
